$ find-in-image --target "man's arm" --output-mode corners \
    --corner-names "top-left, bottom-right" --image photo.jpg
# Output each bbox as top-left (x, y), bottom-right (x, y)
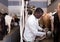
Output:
top-left (28, 22), bottom-right (46, 37)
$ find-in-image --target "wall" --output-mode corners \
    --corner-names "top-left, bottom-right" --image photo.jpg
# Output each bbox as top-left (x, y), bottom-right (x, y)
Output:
top-left (29, 0), bottom-right (48, 13)
top-left (0, 0), bottom-right (8, 6)
top-left (8, 0), bottom-right (21, 16)
top-left (8, 0), bottom-right (48, 16)
top-left (47, 0), bottom-right (60, 12)
top-left (0, 0), bottom-right (8, 13)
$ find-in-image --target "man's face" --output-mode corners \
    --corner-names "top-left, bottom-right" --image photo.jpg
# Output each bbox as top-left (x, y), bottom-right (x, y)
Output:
top-left (35, 13), bottom-right (43, 19)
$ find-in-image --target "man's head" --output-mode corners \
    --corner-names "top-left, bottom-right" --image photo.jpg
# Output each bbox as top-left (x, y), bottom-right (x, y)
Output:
top-left (34, 7), bottom-right (44, 19)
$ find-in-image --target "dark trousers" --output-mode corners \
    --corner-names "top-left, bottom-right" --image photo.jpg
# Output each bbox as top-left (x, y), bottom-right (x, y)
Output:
top-left (0, 31), bottom-right (3, 40)
top-left (53, 31), bottom-right (60, 42)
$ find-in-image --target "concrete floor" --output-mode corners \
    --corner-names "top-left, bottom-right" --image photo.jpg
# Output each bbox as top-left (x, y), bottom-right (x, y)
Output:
top-left (35, 37), bottom-right (53, 42)
top-left (42, 38), bottom-right (53, 42)
top-left (0, 26), bottom-right (20, 42)
top-left (0, 38), bottom-right (53, 42)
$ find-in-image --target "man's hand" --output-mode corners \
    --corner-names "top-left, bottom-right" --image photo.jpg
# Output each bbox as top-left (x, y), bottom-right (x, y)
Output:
top-left (43, 28), bottom-right (49, 32)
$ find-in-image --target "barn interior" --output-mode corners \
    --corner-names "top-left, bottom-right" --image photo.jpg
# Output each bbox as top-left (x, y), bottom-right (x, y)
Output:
top-left (0, 0), bottom-right (60, 42)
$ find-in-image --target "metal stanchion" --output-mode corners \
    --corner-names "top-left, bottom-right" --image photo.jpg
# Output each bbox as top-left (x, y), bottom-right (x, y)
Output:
top-left (20, 0), bottom-right (24, 42)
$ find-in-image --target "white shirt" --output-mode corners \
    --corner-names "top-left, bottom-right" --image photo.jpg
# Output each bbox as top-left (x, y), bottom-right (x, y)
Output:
top-left (24, 14), bottom-right (46, 41)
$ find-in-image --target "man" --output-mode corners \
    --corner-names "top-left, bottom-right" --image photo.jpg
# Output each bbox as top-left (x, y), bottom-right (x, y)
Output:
top-left (24, 8), bottom-right (46, 42)
top-left (53, 3), bottom-right (60, 42)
